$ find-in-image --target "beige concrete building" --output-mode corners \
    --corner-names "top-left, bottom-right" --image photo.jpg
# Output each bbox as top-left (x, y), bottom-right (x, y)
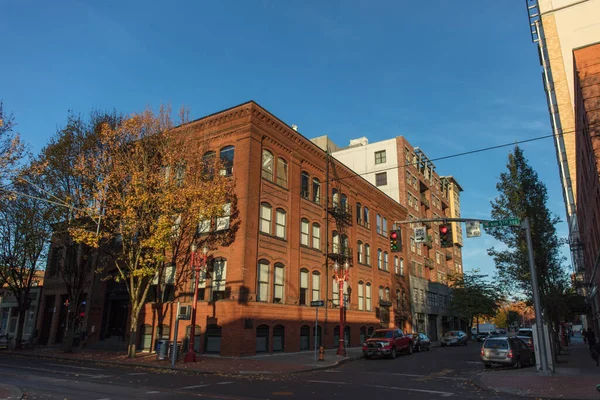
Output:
top-left (526, 0), bottom-right (600, 284)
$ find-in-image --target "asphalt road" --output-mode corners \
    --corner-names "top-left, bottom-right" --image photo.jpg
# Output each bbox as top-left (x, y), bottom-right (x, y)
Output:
top-left (0, 343), bottom-right (527, 400)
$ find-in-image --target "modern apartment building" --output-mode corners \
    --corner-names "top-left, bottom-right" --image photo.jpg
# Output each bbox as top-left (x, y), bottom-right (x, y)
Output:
top-left (39, 102), bottom-right (414, 356)
top-left (317, 136), bottom-right (465, 340)
top-left (573, 43), bottom-right (600, 331)
top-left (526, 0), bottom-right (600, 289)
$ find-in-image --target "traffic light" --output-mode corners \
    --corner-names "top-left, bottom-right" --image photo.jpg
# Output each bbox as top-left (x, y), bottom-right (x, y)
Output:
top-left (439, 223), bottom-right (453, 248)
top-left (390, 229), bottom-right (401, 252)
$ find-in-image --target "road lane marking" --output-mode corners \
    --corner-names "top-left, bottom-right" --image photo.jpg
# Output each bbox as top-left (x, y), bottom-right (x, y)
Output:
top-left (146, 391), bottom-right (160, 394)
top-left (216, 382), bottom-right (234, 385)
top-left (45, 363), bottom-right (103, 371)
top-left (366, 384), bottom-right (454, 397)
top-left (466, 361), bottom-right (481, 364)
top-left (306, 380), bottom-right (347, 385)
top-left (0, 363), bottom-right (109, 378)
top-left (127, 372), bottom-right (148, 376)
top-left (179, 384), bottom-right (209, 390)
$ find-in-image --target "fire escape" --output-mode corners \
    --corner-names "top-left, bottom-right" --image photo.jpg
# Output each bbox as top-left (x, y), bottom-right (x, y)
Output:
top-left (326, 152), bottom-right (353, 272)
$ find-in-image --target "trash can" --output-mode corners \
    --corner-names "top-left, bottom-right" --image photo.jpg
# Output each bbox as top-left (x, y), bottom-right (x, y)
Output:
top-left (169, 341), bottom-right (183, 361)
top-left (156, 339), bottom-right (169, 361)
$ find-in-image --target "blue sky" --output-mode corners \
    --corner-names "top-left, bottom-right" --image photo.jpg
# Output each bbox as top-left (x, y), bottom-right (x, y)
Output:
top-left (1, 0), bottom-right (570, 279)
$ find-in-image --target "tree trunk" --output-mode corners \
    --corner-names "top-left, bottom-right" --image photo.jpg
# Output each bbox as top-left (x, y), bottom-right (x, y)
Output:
top-left (14, 305), bottom-right (27, 350)
top-left (128, 312), bottom-right (138, 358)
top-left (63, 311), bottom-right (76, 353)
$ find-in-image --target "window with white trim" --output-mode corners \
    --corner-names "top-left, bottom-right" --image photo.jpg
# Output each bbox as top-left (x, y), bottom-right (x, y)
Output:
top-left (275, 208), bottom-right (286, 239)
top-left (300, 269), bottom-right (308, 305)
top-left (312, 223), bottom-right (321, 250)
top-left (312, 272), bottom-right (321, 301)
top-left (260, 203), bottom-right (272, 234)
top-left (358, 282), bottom-right (364, 311)
top-left (366, 283), bottom-right (372, 311)
top-left (273, 263), bottom-right (284, 304)
top-left (257, 260), bottom-right (269, 302)
top-left (300, 219), bottom-right (309, 246)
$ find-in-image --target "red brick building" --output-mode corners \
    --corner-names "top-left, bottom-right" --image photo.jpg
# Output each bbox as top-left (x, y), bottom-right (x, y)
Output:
top-left (134, 101), bottom-right (412, 356)
top-left (574, 43), bottom-right (600, 332)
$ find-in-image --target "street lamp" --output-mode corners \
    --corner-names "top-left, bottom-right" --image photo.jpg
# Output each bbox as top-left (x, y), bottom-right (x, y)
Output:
top-left (184, 243), bottom-right (208, 363)
top-left (333, 260), bottom-right (349, 356)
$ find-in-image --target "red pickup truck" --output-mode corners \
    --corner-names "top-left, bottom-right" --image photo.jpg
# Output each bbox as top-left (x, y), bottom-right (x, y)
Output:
top-left (362, 328), bottom-right (413, 359)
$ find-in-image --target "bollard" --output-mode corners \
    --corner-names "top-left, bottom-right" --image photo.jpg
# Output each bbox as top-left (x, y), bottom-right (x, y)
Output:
top-left (319, 346), bottom-right (325, 361)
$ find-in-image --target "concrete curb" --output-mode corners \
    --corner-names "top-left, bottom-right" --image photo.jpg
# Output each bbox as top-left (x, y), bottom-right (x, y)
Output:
top-left (0, 384), bottom-right (23, 400)
top-left (0, 350), bottom-right (362, 377)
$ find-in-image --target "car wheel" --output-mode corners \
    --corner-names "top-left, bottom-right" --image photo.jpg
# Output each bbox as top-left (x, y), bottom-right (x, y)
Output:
top-left (407, 343), bottom-right (413, 355)
top-left (391, 347), bottom-right (397, 359)
top-left (484, 363), bottom-right (492, 369)
top-left (416, 344), bottom-right (421, 352)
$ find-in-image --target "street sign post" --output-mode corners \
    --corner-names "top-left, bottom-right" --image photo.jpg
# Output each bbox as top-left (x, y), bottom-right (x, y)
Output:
top-left (482, 218), bottom-right (521, 228)
top-left (311, 300), bottom-right (323, 362)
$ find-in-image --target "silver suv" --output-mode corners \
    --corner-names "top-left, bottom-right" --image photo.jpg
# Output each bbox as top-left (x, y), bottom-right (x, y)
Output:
top-left (481, 336), bottom-right (534, 369)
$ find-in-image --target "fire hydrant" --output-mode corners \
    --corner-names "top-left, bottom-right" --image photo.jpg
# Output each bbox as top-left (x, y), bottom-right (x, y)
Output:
top-left (319, 346), bottom-right (325, 361)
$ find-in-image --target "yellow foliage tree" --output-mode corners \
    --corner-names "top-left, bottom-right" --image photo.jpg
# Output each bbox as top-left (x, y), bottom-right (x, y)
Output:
top-left (72, 106), bottom-right (235, 358)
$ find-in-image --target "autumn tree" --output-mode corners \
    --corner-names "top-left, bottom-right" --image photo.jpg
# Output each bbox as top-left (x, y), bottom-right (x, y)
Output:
top-left (0, 101), bottom-right (26, 194)
top-left (448, 271), bottom-right (503, 337)
top-left (32, 110), bottom-right (122, 352)
top-left (0, 168), bottom-right (52, 348)
top-left (487, 146), bottom-right (570, 335)
top-left (72, 107), bottom-right (236, 358)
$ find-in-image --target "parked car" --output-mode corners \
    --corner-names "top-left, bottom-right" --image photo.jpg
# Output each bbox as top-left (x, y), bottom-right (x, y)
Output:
top-left (411, 333), bottom-right (431, 352)
top-left (516, 328), bottom-right (534, 350)
top-left (441, 330), bottom-right (468, 346)
top-left (476, 332), bottom-right (491, 342)
top-left (481, 336), bottom-right (535, 369)
top-left (362, 328), bottom-right (413, 359)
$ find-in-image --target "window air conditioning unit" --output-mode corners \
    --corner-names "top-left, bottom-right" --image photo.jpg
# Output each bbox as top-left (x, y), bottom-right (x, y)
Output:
top-left (178, 305), bottom-right (192, 320)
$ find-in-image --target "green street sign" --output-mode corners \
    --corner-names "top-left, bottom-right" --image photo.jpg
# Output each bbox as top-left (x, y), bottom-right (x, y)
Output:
top-left (482, 218), bottom-right (521, 228)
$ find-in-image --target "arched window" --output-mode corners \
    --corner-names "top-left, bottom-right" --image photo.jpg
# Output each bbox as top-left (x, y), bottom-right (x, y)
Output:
top-left (276, 158), bottom-right (288, 187)
top-left (332, 231), bottom-right (339, 253)
top-left (312, 178), bottom-right (321, 203)
top-left (300, 219), bottom-right (310, 246)
top-left (377, 249), bottom-right (383, 270)
top-left (396, 290), bottom-right (401, 309)
top-left (312, 271), bottom-right (321, 301)
top-left (300, 325), bottom-right (310, 350)
top-left (332, 278), bottom-right (339, 307)
top-left (300, 269), bottom-right (309, 305)
top-left (341, 234), bottom-right (349, 256)
top-left (211, 258), bottom-right (227, 300)
top-left (219, 146), bottom-right (234, 176)
top-left (262, 150), bottom-right (274, 181)
top-left (257, 259), bottom-right (269, 302)
top-left (332, 189), bottom-right (340, 207)
top-left (203, 151), bottom-right (216, 178)
top-left (383, 251), bottom-right (389, 271)
top-left (356, 203), bottom-right (362, 225)
top-left (357, 281), bottom-right (364, 311)
top-left (301, 172), bottom-right (310, 199)
top-left (341, 194), bottom-right (348, 211)
top-left (273, 263), bottom-right (284, 304)
top-left (363, 207), bottom-right (370, 228)
top-left (365, 283), bottom-right (372, 311)
top-left (273, 325), bottom-right (285, 352)
top-left (256, 325), bottom-right (269, 353)
top-left (399, 258), bottom-right (404, 275)
top-left (275, 208), bottom-right (287, 239)
top-left (357, 241), bottom-right (363, 264)
top-left (365, 244), bottom-right (371, 266)
top-left (379, 286), bottom-right (384, 302)
top-left (382, 217), bottom-right (388, 236)
top-left (260, 203), bottom-right (272, 234)
top-left (376, 214), bottom-right (382, 234)
top-left (394, 256), bottom-right (399, 274)
top-left (312, 223), bottom-right (321, 250)
top-left (385, 287), bottom-right (390, 301)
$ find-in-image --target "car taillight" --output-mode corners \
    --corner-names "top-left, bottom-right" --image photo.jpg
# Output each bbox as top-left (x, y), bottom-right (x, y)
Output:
top-left (507, 349), bottom-right (513, 358)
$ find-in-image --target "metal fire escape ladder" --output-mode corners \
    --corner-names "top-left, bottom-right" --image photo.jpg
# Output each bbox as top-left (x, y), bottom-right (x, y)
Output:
top-left (327, 154), bottom-right (353, 267)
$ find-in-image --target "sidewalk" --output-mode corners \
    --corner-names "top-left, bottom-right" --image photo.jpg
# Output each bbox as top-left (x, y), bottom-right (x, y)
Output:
top-left (472, 334), bottom-right (600, 399)
top-left (0, 384), bottom-right (22, 400)
top-left (0, 345), bottom-right (363, 377)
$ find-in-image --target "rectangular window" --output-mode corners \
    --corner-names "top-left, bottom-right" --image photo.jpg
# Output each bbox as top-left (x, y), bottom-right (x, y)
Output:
top-left (257, 262), bottom-right (269, 302)
top-left (198, 218), bottom-right (211, 234)
top-left (383, 252), bottom-right (389, 271)
top-left (410, 236), bottom-right (415, 252)
top-left (275, 209), bottom-right (286, 239)
top-left (276, 159), bottom-right (288, 188)
top-left (312, 273), bottom-right (321, 301)
top-left (357, 243), bottom-right (363, 264)
top-left (411, 261), bottom-right (417, 276)
top-left (300, 270), bottom-right (308, 305)
top-left (377, 249), bottom-right (383, 270)
top-left (332, 279), bottom-right (339, 307)
top-left (375, 172), bottom-right (387, 186)
top-left (374, 150), bottom-right (386, 164)
top-left (418, 263), bottom-right (423, 278)
top-left (358, 283), bottom-right (364, 311)
top-left (366, 285), bottom-right (372, 311)
top-left (300, 220), bottom-right (309, 246)
top-left (215, 203), bottom-right (231, 231)
top-left (312, 224), bottom-right (321, 250)
top-left (212, 259), bottom-right (227, 300)
top-left (382, 218), bottom-right (387, 237)
top-left (376, 215), bottom-right (381, 234)
top-left (260, 205), bottom-right (271, 234)
top-left (365, 245), bottom-right (371, 266)
top-left (274, 265), bottom-right (284, 303)
top-left (312, 179), bottom-right (321, 203)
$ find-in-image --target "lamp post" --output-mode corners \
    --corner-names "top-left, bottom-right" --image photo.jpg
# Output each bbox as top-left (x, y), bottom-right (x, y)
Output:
top-left (333, 260), bottom-right (349, 356)
top-left (184, 243), bottom-right (208, 363)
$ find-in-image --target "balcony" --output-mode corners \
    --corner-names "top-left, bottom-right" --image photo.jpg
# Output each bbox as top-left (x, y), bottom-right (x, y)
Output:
top-left (328, 245), bottom-right (353, 265)
top-left (420, 194), bottom-right (430, 209)
top-left (328, 202), bottom-right (352, 226)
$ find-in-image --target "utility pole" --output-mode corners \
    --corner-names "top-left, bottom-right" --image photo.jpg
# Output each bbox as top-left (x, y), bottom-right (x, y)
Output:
top-left (522, 218), bottom-right (551, 374)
